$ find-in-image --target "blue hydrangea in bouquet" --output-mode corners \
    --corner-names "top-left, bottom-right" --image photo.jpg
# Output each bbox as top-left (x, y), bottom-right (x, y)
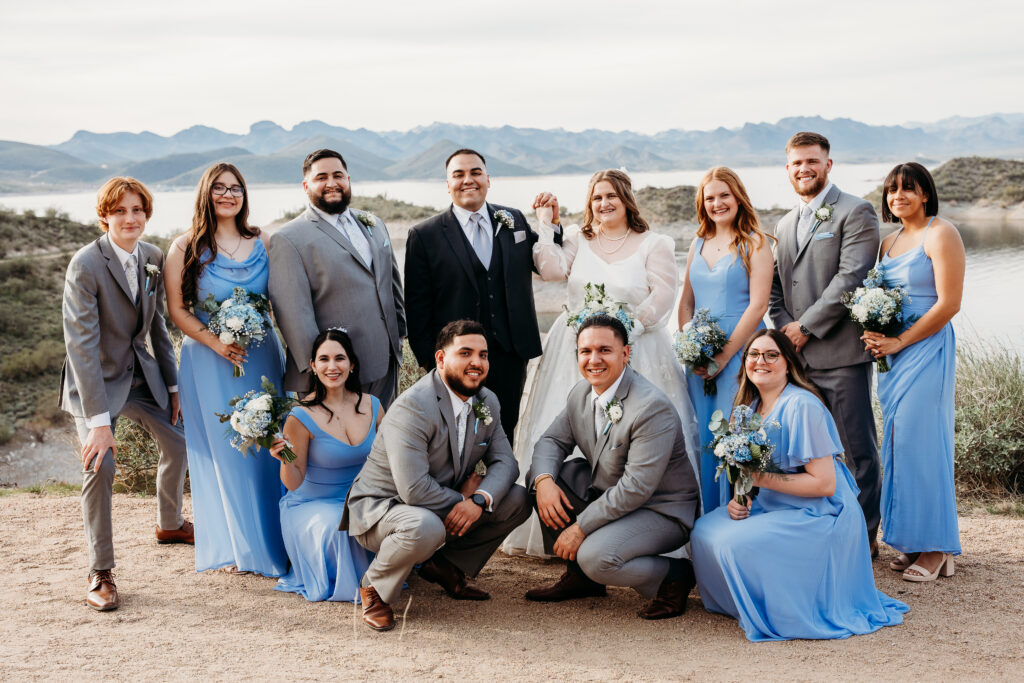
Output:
top-left (840, 265), bottom-right (913, 373)
top-left (199, 286), bottom-right (271, 377)
top-left (708, 404), bottom-right (781, 504)
top-left (674, 307), bottom-right (729, 395)
top-left (565, 282), bottom-right (636, 339)
top-left (216, 376), bottom-right (297, 463)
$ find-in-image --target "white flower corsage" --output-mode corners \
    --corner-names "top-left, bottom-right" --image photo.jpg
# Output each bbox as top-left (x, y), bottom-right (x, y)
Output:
top-left (493, 209), bottom-right (514, 233)
top-left (144, 261), bottom-right (160, 295)
top-left (814, 205), bottom-right (833, 223)
top-left (356, 211), bottom-right (377, 234)
top-left (602, 398), bottom-right (623, 435)
top-left (472, 400), bottom-right (493, 433)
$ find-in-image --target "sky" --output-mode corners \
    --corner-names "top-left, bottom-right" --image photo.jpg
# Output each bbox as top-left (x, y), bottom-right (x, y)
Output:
top-left (2, 0), bottom-right (1023, 145)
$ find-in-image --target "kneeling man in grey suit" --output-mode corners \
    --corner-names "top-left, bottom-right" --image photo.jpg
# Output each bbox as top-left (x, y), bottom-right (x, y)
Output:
top-left (342, 319), bottom-right (529, 631)
top-left (525, 314), bottom-right (700, 620)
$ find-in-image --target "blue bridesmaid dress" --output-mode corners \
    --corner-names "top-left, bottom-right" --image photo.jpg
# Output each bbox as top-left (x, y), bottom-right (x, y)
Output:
top-left (685, 239), bottom-right (765, 513)
top-left (179, 239), bottom-right (289, 576)
top-left (275, 404), bottom-right (375, 602)
top-left (877, 219), bottom-right (961, 555)
top-left (691, 385), bottom-right (908, 642)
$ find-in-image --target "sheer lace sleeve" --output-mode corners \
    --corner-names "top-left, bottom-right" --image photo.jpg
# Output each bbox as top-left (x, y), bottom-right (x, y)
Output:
top-left (532, 222), bottom-right (579, 282)
top-left (634, 233), bottom-right (679, 329)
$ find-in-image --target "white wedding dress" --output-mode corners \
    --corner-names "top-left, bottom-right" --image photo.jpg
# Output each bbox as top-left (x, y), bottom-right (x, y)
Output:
top-left (502, 222), bottom-right (701, 557)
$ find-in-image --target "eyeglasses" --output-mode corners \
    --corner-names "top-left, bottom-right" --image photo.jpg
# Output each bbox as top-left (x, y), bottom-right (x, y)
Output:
top-left (745, 350), bottom-right (782, 364)
top-left (211, 183), bottom-right (244, 197)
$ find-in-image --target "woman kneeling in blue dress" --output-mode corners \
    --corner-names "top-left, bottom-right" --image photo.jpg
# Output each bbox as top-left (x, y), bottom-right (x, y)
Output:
top-left (691, 329), bottom-right (908, 641)
top-left (270, 328), bottom-right (378, 602)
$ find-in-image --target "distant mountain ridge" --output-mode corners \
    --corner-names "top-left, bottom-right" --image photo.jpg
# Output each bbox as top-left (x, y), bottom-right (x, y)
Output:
top-left (1, 114), bottom-right (1023, 193)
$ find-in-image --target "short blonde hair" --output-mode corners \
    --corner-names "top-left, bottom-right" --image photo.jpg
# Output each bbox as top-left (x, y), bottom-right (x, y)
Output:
top-left (96, 177), bottom-right (153, 231)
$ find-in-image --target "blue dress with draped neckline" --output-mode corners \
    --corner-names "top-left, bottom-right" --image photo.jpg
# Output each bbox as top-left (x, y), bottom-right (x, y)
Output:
top-left (274, 404), bottom-right (375, 602)
top-left (179, 239), bottom-right (289, 576)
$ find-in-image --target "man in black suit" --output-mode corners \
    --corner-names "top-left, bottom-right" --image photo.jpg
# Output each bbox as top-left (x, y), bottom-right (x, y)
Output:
top-left (404, 149), bottom-right (557, 440)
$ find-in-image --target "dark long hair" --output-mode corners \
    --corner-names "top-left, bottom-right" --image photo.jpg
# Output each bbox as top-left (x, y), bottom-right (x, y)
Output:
top-left (181, 163), bottom-right (259, 307)
top-left (580, 169), bottom-right (649, 240)
top-left (880, 162), bottom-right (939, 224)
top-left (301, 328), bottom-right (364, 419)
top-left (733, 329), bottom-right (824, 409)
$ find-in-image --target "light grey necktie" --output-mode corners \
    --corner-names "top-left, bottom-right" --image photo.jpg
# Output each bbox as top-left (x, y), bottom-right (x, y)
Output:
top-left (125, 253), bottom-right (139, 301)
top-left (468, 212), bottom-right (492, 266)
top-left (798, 204), bottom-right (814, 246)
top-left (457, 402), bottom-right (470, 455)
top-left (339, 213), bottom-right (373, 267)
top-left (594, 396), bottom-right (608, 439)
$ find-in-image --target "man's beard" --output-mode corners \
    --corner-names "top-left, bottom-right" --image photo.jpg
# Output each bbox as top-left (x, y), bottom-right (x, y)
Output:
top-left (443, 366), bottom-right (486, 397)
top-left (309, 188), bottom-right (351, 214)
top-left (791, 174), bottom-right (828, 200)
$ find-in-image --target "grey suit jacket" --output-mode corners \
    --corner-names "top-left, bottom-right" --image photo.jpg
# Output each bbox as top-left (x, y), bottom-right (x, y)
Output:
top-left (769, 185), bottom-right (879, 370)
top-left (59, 234), bottom-right (177, 420)
top-left (268, 207), bottom-right (406, 392)
top-left (342, 370), bottom-right (519, 536)
top-left (528, 366), bottom-right (699, 536)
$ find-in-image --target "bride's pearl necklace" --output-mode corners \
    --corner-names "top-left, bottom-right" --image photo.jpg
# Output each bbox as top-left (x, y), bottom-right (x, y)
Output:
top-left (597, 227), bottom-right (630, 254)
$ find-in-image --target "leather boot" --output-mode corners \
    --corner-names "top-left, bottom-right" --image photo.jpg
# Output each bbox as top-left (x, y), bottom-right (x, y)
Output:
top-left (360, 586), bottom-right (395, 631)
top-left (525, 561), bottom-right (606, 602)
top-left (638, 558), bottom-right (695, 620)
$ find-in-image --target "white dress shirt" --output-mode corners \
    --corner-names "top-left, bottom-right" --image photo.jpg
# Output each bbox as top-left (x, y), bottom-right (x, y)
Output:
top-left (591, 369), bottom-right (627, 438)
top-left (451, 203), bottom-right (494, 243)
top-left (311, 205), bottom-right (373, 268)
top-left (440, 376), bottom-right (493, 510)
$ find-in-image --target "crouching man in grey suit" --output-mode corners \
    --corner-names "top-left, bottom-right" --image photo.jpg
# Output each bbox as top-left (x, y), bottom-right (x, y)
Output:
top-left (60, 177), bottom-right (192, 612)
top-left (341, 319), bottom-right (529, 631)
top-left (524, 314), bottom-right (700, 620)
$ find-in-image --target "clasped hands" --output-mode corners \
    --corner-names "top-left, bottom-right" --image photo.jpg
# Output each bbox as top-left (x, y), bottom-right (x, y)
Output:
top-left (861, 330), bottom-right (904, 358)
top-left (536, 477), bottom-right (585, 561)
top-left (531, 192), bottom-right (560, 227)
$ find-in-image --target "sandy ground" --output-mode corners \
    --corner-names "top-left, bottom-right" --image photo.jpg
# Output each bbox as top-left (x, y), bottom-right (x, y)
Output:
top-left (2, 493), bottom-right (1022, 681)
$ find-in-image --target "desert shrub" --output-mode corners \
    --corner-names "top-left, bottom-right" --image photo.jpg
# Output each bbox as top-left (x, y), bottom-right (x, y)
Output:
top-left (112, 418), bottom-right (162, 495)
top-left (954, 342), bottom-right (1024, 494)
top-left (0, 418), bottom-right (14, 445)
top-left (399, 340), bottom-right (427, 394)
top-left (0, 340), bottom-right (66, 381)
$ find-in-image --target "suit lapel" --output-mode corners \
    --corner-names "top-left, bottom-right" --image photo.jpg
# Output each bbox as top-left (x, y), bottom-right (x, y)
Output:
top-left (794, 185), bottom-right (841, 264)
top-left (308, 208), bottom-right (373, 275)
top-left (432, 372), bottom-right (462, 474)
top-left (490, 203), bottom-right (513, 275)
top-left (439, 207), bottom-right (480, 293)
top-left (99, 234), bottom-right (137, 305)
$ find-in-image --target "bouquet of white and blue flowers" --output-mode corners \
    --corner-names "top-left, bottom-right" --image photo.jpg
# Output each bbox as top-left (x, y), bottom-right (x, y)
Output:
top-left (840, 265), bottom-right (913, 373)
top-left (708, 404), bottom-right (781, 505)
top-left (199, 286), bottom-right (270, 377)
top-left (674, 307), bottom-right (729, 395)
top-left (564, 282), bottom-right (636, 339)
top-left (216, 376), bottom-right (297, 463)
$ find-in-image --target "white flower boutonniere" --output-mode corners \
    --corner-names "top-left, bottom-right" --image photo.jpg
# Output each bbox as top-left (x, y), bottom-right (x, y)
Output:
top-left (356, 211), bottom-right (377, 235)
top-left (493, 209), bottom-right (514, 234)
top-left (144, 261), bottom-right (160, 295)
top-left (472, 400), bottom-right (493, 433)
top-left (814, 205), bottom-right (833, 223)
top-left (602, 397), bottom-right (623, 435)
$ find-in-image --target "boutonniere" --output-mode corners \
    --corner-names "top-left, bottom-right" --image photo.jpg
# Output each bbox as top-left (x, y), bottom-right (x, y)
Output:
top-left (493, 209), bottom-right (514, 234)
top-left (814, 205), bottom-right (833, 223)
top-left (144, 262), bottom-right (160, 295)
top-left (356, 211), bottom-right (377, 235)
top-left (472, 400), bottom-right (493, 433)
top-left (602, 397), bottom-right (623, 435)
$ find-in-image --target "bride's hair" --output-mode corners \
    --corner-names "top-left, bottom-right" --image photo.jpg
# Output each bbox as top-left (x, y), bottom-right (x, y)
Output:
top-left (580, 169), bottom-right (649, 240)
top-left (695, 166), bottom-right (775, 275)
top-left (180, 163), bottom-right (259, 307)
top-left (733, 329), bottom-right (824, 409)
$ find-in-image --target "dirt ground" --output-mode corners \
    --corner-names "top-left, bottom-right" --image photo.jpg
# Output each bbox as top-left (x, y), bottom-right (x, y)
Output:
top-left (1, 493), bottom-right (1022, 681)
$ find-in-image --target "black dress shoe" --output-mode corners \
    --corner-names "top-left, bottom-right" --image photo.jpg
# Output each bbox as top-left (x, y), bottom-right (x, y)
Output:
top-left (418, 557), bottom-right (490, 600)
top-left (638, 559), bottom-right (695, 620)
top-left (525, 562), bottom-right (606, 602)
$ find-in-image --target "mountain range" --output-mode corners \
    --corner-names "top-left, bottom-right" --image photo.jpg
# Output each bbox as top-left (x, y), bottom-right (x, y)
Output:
top-left (2, 114), bottom-right (1023, 193)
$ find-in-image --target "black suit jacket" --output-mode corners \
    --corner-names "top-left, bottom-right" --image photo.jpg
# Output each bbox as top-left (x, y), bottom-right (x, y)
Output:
top-left (404, 202), bottom-right (554, 368)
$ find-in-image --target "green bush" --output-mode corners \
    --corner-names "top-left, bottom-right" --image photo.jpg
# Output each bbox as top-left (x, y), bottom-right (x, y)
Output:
top-left (954, 342), bottom-right (1024, 495)
top-left (399, 340), bottom-right (427, 394)
top-left (0, 340), bottom-right (66, 381)
top-left (112, 417), bottom-right (163, 495)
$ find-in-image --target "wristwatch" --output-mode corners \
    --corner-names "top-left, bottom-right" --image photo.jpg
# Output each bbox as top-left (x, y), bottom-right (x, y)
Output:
top-left (471, 493), bottom-right (487, 509)
top-left (798, 323), bottom-right (811, 337)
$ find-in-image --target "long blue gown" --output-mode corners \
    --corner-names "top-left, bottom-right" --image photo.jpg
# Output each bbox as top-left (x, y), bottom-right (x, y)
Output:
top-left (691, 385), bottom-right (908, 642)
top-left (877, 220), bottom-right (961, 555)
top-left (275, 404), bottom-right (375, 602)
top-left (685, 238), bottom-right (765, 513)
top-left (179, 239), bottom-right (289, 576)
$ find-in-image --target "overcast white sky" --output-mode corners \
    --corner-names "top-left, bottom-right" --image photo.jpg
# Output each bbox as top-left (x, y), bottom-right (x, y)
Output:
top-left (2, 0), bottom-right (1022, 145)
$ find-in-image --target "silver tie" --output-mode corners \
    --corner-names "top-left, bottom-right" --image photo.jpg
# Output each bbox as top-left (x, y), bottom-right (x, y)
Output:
top-left (594, 396), bottom-right (608, 439)
top-left (798, 205), bottom-right (815, 246)
top-left (125, 253), bottom-right (139, 301)
top-left (468, 212), bottom-right (492, 266)
top-left (341, 213), bottom-right (373, 268)
top-left (457, 403), bottom-right (469, 454)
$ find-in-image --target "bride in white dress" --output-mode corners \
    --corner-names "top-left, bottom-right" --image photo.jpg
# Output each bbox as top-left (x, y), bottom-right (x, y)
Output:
top-left (503, 169), bottom-right (701, 557)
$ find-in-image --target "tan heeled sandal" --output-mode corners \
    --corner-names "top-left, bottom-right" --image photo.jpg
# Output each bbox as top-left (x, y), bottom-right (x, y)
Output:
top-left (903, 554), bottom-right (954, 582)
top-left (889, 552), bottom-right (920, 572)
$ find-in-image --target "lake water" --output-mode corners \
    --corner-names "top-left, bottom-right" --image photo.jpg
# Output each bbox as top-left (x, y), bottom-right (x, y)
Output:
top-left (2, 163), bottom-right (1021, 351)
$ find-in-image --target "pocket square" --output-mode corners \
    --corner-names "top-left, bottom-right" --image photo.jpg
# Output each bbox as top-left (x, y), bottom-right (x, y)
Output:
top-left (477, 441), bottom-right (488, 447)
top-left (610, 443), bottom-right (623, 450)
top-left (513, 230), bottom-right (527, 244)
top-left (813, 232), bottom-right (834, 240)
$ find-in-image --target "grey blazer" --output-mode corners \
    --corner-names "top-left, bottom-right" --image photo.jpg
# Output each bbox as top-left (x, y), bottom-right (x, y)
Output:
top-left (59, 234), bottom-right (177, 420)
top-left (769, 185), bottom-right (880, 370)
top-left (342, 370), bottom-right (519, 536)
top-left (528, 366), bottom-right (699, 536)
top-left (268, 207), bottom-right (406, 393)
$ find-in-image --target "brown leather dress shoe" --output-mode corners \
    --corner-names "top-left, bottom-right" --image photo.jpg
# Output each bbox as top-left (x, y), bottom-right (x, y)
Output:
top-left (86, 570), bottom-right (119, 612)
top-left (155, 520), bottom-right (194, 545)
top-left (638, 560), bottom-right (696, 620)
top-left (418, 557), bottom-right (490, 600)
top-left (360, 586), bottom-right (395, 631)
top-left (525, 562), bottom-right (606, 602)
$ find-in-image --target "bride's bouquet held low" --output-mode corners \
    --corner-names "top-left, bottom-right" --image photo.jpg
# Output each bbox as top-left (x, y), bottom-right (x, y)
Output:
top-left (199, 286), bottom-right (271, 377)
top-left (708, 405), bottom-right (781, 505)
top-left (565, 282), bottom-right (636, 339)
top-left (840, 265), bottom-right (914, 373)
top-left (216, 376), bottom-right (297, 463)
top-left (674, 307), bottom-right (728, 395)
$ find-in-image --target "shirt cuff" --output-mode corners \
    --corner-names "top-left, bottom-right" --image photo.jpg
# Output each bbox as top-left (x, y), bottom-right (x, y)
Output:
top-left (167, 385), bottom-right (178, 393)
top-left (537, 220), bottom-right (560, 245)
top-left (474, 489), bottom-right (494, 512)
top-left (85, 412), bottom-right (112, 429)
top-left (532, 472), bottom-right (554, 492)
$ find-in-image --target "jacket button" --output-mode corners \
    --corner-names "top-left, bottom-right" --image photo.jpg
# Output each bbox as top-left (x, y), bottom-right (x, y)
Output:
top-left (792, 281), bottom-right (798, 287)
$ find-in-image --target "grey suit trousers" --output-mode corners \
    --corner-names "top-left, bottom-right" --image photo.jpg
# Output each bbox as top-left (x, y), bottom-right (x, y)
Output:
top-left (356, 485), bottom-right (529, 605)
top-left (534, 478), bottom-right (687, 599)
top-left (75, 383), bottom-right (187, 572)
top-left (807, 363), bottom-right (880, 539)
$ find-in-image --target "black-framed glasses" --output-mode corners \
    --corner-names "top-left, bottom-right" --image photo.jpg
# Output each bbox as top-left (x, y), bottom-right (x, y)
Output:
top-left (746, 350), bottom-right (782, 364)
top-left (211, 183), bottom-right (244, 197)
